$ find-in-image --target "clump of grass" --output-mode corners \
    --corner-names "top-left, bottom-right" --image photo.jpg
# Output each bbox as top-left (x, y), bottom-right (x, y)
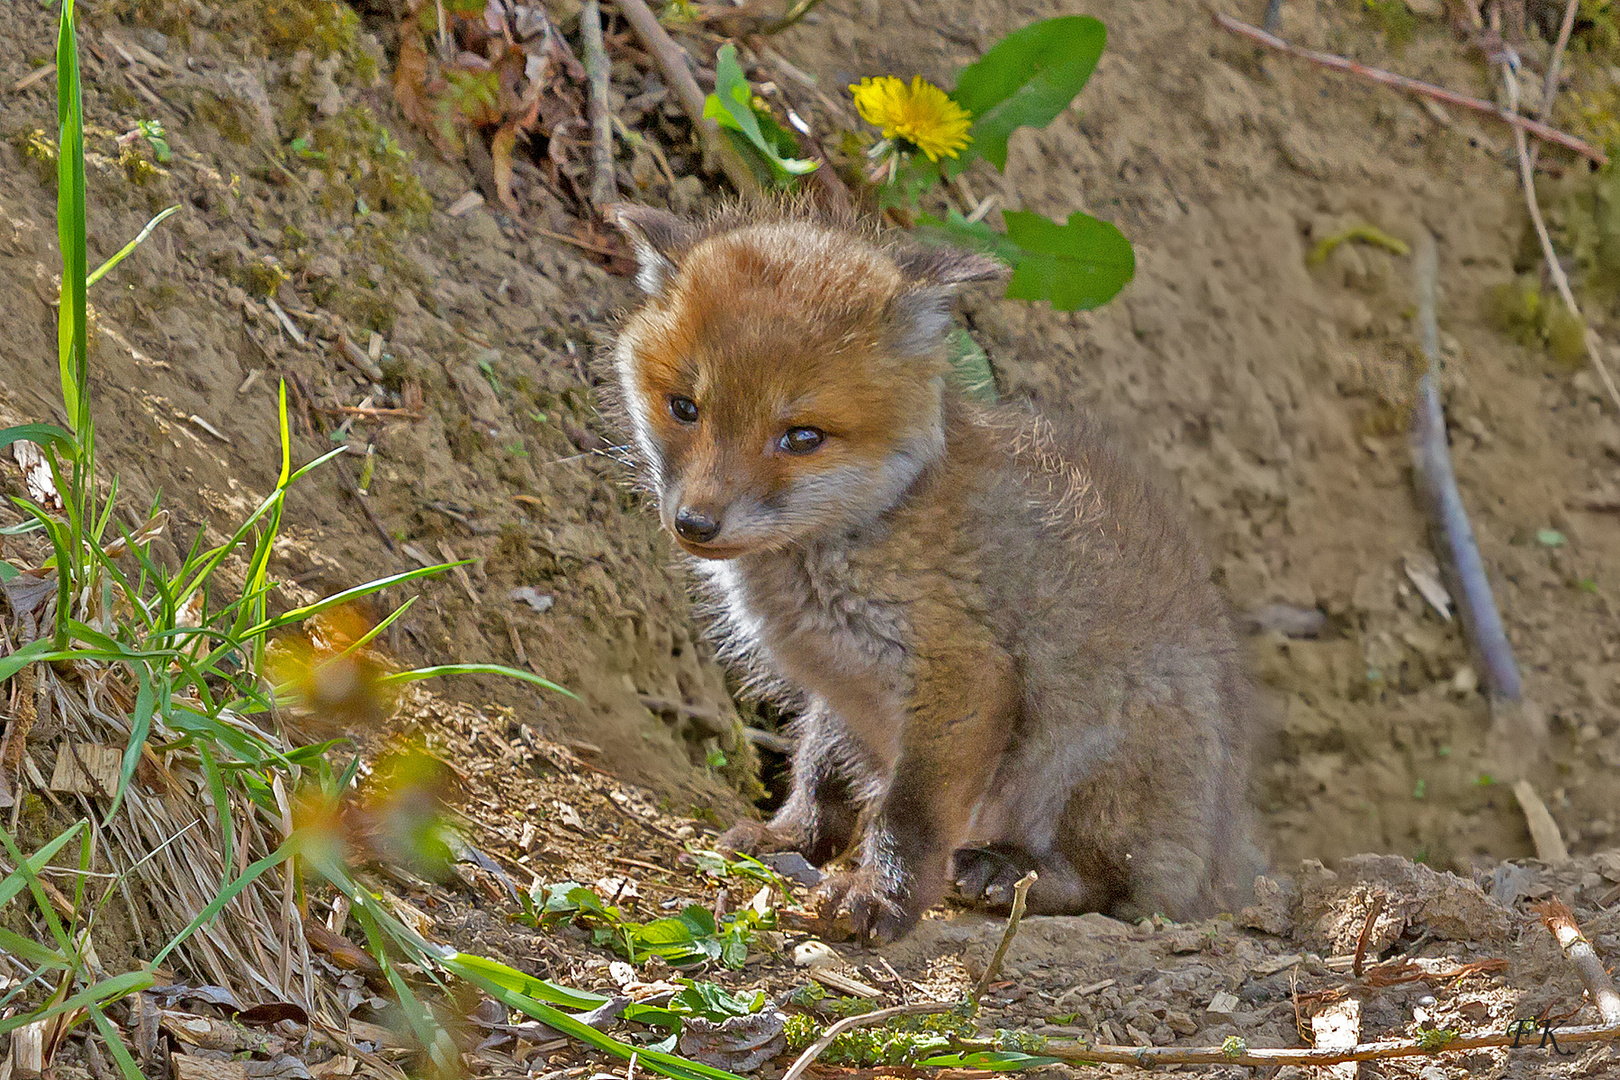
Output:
top-left (0, 5), bottom-right (571, 1076)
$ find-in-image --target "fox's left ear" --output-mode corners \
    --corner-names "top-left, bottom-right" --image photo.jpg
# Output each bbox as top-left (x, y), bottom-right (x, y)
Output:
top-left (607, 204), bottom-right (698, 295)
top-left (886, 247), bottom-right (1008, 356)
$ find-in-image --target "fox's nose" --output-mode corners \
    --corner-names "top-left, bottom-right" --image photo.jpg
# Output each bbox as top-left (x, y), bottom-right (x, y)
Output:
top-left (674, 507), bottom-right (721, 544)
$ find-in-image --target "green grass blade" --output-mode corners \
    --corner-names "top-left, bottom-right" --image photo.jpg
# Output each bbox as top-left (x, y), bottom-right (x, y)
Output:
top-left (0, 826), bottom-right (79, 955)
top-left (0, 424), bottom-right (75, 454)
top-left (377, 663), bottom-right (575, 700)
top-left (0, 971), bottom-right (154, 1038)
top-left (197, 743), bottom-right (234, 881)
top-left (149, 833), bottom-right (302, 968)
top-left (443, 955), bottom-right (747, 1080)
top-left (88, 1002), bottom-right (147, 1080)
top-left (87, 205), bottom-right (180, 287)
top-left (56, 0), bottom-right (88, 440)
top-left (237, 564), bottom-right (456, 639)
top-left (0, 639), bottom-right (59, 682)
top-left (104, 670), bottom-right (153, 820)
top-left (0, 927), bottom-right (70, 968)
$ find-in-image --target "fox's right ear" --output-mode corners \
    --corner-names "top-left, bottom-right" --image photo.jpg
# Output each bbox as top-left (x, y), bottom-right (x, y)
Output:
top-left (608, 204), bottom-right (698, 295)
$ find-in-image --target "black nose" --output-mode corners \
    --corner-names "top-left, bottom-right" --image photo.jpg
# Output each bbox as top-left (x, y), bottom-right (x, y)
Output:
top-left (674, 507), bottom-right (721, 544)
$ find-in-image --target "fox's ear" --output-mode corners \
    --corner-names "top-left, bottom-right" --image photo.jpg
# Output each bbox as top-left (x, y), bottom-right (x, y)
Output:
top-left (608, 204), bottom-right (698, 295)
top-left (886, 247), bottom-right (1008, 356)
top-left (893, 246), bottom-right (1009, 288)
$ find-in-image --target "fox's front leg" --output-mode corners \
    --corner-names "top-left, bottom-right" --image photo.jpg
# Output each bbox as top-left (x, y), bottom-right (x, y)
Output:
top-left (826, 648), bottom-right (1018, 944)
top-left (720, 701), bottom-right (872, 864)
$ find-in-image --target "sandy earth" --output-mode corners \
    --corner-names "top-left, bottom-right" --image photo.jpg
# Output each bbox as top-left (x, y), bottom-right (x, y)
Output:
top-left (5, 0), bottom-right (1620, 1075)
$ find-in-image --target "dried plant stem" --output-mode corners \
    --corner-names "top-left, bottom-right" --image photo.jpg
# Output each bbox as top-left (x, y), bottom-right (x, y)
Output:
top-left (1210, 11), bottom-right (1608, 165)
top-left (972, 870), bottom-right (1037, 1003)
top-left (1537, 898), bottom-right (1620, 1024)
top-left (1503, 73), bottom-right (1620, 415)
top-left (1410, 231), bottom-right (1524, 703)
top-left (580, 0), bottom-right (619, 209)
top-left (1351, 893), bottom-right (1386, 978)
top-left (780, 1002), bottom-right (957, 1080)
top-left (614, 0), bottom-right (760, 195)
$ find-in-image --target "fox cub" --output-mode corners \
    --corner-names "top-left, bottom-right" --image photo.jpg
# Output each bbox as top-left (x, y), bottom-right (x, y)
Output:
top-left (609, 204), bottom-right (1259, 943)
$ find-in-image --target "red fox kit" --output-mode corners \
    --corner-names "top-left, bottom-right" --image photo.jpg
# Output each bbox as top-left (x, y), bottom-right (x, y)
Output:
top-left (609, 204), bottom-right (1260, 942)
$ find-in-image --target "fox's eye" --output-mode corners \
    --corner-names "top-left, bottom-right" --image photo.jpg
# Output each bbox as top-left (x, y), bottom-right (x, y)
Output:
top-left (668, 396), bottom-right (699, 424)
top-left (779, 427), bottom-right (825, 455)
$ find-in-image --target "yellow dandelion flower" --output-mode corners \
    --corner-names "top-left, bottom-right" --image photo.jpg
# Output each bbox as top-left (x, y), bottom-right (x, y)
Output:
top-left (849, 75), bottom-right (973, 162)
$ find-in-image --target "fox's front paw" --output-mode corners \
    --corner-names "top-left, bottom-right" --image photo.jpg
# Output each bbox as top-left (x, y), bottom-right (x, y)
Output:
top-left (814, 867), bottom-right (920, 945)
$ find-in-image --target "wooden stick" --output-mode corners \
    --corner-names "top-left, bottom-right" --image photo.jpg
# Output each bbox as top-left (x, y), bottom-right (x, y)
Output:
top-left (614, 0), bottom-right (760, 195)
top-left (1513, 778), bottom-right (1570, 864)
top-left (581, 0), bottom-right (619, 208)
top-left (954, 1022), bottom-right (1620, 1068)
top-left (1210, 11), bottom-right (1608, 165)
top-left (1503, 71), bottom-right (1620, 415)
top-left (972, 870), bottom-right (1036, 1004)
top-left (1352, 893), bottom-right (1386, 978)
top-left (1537, 898), bottom-right (1620, 1024)
top-left (780, 1002), bottom-right (957, 1080)
top-left (1410, 231), bottom-right (1524, 702)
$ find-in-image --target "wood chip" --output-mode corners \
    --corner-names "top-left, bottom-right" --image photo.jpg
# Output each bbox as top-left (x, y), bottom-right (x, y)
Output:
top-left (172, 1055), bottom-right (248, 1080)
top-left (264, 297), bottom-right (307, 346)
top-left (11, 1021), bottom-right (45, 1079)
top-left (1206, 990), bottom-right (1241, 1016)
top-left (188, 415), bottom-right (231, 443)
top-left (448, 191), bottom-right (485, 217)
top-left (48, 743), bottom-right (121, 795)
top-left (237, 368), bottom-right (263, 395)
top-left (1513, 778), bottom-right (1570, 865)
top-left (809, 967), bottom-right (882, 999)
top-left (1309, 997), bottom-right (1361, 1080)
top-left (1251, 953), bottom-right (1303, 976)
top-left (10, 64), bottom-right (56, 93)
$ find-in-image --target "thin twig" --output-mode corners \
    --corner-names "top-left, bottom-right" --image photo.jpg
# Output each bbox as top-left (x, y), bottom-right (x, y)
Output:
top-left (764, 0), bottom-right (830, 35)
top-left (615, 0), bottom-right (761, 194)
top-left (1513, 778), bottom-right (1570, 863)
top-left (780, 1002), bottom-right (957, 1080)
top-left (1537, 898), bottom-right (1620, 1024)
top-left (580, 0), bottom-right (619, 209)
top-left (1528, 0), bottom-right (1581, 172)
top-left (1211, 11), bottom-right (1608, 165)
top-left (315, 405), bottom-right (426, 420)
top-left (954, 1022), bottom-right (1620, 1068)
top-left (972, 870), bottom-right (1037, 1003)
top-left (1410, 230), bottom-right (1524, 702)
top-left (1504, 71), bottom-right (1620, 415)
top-left (1352, 893), bottom-right (1386, 978)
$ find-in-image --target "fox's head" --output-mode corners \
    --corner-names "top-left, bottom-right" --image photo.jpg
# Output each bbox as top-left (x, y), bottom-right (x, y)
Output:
top-left (608, 204), bottom-right (1003, 560)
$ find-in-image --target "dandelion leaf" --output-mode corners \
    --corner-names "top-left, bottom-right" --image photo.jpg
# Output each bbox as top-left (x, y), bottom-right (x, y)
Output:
top-left (948, 16), bottom-right (1105, 174)
top-left (703, 45), bottom-right (817, 177)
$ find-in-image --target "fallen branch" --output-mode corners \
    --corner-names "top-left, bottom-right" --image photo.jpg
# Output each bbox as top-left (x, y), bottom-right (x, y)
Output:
top-left (780, 1002), bottom-right (958, 1080)
top-left (580, 0), bottom-right (619, 209)
top-left (1409, 231), bottom-right (1524, 703)
top-left (971, 870), bottom-right (1036, 1004)
top-left (1537, 898), bottom-right (1620, 1024)
top-left (1210, 11), bottom-right (1607, 165)
top-left (614, 0), bottom-right (761, 195)
top-left (1502, 70), bottom-right (1620, 415)
top-left (954, 1022), bottom-right (1620, 1068)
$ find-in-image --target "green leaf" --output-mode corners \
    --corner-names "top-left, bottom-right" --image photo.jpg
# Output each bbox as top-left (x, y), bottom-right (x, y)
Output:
top-left (1537, 528), bottom-right (1567, 547)
top-left (948, 16), bottom-right (1106, 173)
top-left (1000, 210), bottom-right (1134, 310)
top-left (0, 639), bottom-right (59, 684)
top-left (945, 329), bottom-right (997, 402)
top-left (916, 209), bottom-right (1133, 312)
top-left (702, 44), bottom-right (817, 177)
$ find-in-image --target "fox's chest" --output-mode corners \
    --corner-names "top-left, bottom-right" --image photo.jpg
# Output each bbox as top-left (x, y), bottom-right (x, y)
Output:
top-left (699, 548), bottom-right (909, 703)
